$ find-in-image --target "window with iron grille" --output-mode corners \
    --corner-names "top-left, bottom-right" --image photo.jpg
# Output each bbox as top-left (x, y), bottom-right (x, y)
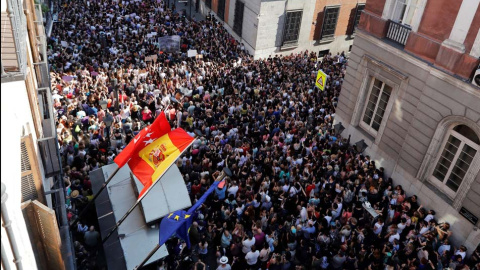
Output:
top-left (282, 11), bottom-right (303, 45)
top-left (352, 4), bottom-right (365, 34)
top-left (320, 6), bottom-right (340, 40)
top-left (233, 1), bottom-right (244, 37)
top-left (205, 0), bottom-right (212, 8)
top-left (218, 0), bottom-right (226, 21)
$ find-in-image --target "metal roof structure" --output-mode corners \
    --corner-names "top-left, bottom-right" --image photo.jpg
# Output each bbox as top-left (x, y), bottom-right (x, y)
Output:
top-left (90, 163), bottom-right (191, 270)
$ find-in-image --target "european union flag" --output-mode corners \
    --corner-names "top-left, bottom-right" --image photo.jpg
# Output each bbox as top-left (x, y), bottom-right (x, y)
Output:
top-left (159, 210), bottom-right (192, 248)
top-left (158, 180), bottom-right (224, 248)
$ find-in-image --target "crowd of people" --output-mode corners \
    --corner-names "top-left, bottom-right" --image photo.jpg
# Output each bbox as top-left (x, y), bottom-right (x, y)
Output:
top-left (48, 0), bottom-right (480, 269)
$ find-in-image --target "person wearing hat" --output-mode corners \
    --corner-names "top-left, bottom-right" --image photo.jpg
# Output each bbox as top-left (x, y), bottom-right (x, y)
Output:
top-left (69, 189), bottom-right (82, 208)
top-left (217, 256), bottom-right (231, 270)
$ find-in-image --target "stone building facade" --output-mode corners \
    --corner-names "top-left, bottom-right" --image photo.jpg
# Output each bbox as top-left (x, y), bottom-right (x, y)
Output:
top-left (335, 0), bottom-right (480, 253)
top-left (196, 0), bottom-right (366, 59)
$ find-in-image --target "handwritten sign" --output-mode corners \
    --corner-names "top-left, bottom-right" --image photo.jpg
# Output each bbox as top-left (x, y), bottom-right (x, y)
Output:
top-left (145, 55), bottom-right (158, 62)
top-left (187, 50), bottom-right (197, 58)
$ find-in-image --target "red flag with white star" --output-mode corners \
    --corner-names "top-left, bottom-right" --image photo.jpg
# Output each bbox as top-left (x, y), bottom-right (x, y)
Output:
top-left (114, 112), bottom-right (171, 168)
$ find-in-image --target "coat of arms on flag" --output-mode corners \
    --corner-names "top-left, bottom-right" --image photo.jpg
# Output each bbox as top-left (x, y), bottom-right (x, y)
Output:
top-left (149, 144), bottom-right (167, 167)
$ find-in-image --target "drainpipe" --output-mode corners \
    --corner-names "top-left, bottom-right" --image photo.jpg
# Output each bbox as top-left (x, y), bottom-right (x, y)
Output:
top-left (1, 183), bottom-right (24, 270)
top-left (1, 240), bottom-right (12, 270)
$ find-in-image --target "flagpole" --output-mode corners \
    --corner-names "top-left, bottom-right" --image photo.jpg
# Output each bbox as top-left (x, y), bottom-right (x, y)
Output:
top-left (134, 244), bottom-right (161, 270)
top-left (69, 166), bottom-right (121, 229)
top-left (102, 139), bottom-right (196, 244)
top-left (135, 157), bottom-right (231, 270)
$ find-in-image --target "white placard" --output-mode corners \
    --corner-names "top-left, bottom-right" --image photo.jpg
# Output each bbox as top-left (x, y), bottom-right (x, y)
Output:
top-left (187, 49), bottom-right (198, 58)
top-left (61, 41), bottom-right (68, 47)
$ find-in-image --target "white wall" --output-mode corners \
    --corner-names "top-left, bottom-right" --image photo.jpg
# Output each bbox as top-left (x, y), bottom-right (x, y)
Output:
top-left (256, 0), bottom-right (286, 50)
top-left (1, 80), bottom-right (39, 270)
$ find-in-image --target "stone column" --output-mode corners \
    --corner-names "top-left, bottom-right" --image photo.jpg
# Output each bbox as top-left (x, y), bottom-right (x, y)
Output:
top-left (442, 0), bottom-right (480, 53)
top-left (470, 28), bottom-right (480, 58)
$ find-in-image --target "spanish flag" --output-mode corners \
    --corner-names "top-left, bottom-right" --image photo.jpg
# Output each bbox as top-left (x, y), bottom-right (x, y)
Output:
top-left (114, 112), bottom-right (172, 168)
top-left (114, 112), bottom-right (194, 198)
top-left (128, 128), bottom-right (194, 198)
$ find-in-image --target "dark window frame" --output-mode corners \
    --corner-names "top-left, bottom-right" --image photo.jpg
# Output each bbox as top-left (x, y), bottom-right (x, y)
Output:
top-left (217, 0), bottom-right (226, 21)
top-left (233, 1), bottom-right (244, 37)
top-left (352, 4), bottom-right (365, 34)
top-left (320, 6), bottom-right (340, 40)
top-left (282, 10), bottom-right (303, 45)
top-left (205, 0), bottom-right (212, 9)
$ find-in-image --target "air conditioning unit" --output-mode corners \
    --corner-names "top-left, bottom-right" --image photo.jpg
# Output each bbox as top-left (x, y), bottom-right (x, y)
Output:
top-left (473, 67), bottom-right (480, 87)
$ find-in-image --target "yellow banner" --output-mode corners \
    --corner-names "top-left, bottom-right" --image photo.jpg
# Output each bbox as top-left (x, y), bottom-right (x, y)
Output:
top-left (315, 70), bottom-right (327, 91)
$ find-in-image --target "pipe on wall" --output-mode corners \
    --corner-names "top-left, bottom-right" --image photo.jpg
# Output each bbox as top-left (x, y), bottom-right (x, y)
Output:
top-left (1, 182), bottom-right (24, 270)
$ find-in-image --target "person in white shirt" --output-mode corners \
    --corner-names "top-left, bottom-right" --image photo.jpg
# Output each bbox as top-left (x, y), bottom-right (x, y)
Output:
top-left (418, 221), bottom-right (430, 236)
top-left (335, 198), bottom-right (343, 217)
top-left (424, 209), bottom-right (435, 222)
top-left (324, 209), bottom-right (332, 226)
top-left (289, 185), bottom-right (298, 197)
top-left (373, 218), bottom-right (384, 235)
top-left (437, 239), bottom-right (451, 255)
top-left (397, 218), bottom-right (407, 235)
top-left (387, 229), bottom-right (400, 244)
top-left (227, 181), bottom-right (239, 197)
top-left (455, 245), bottom-right (467, 260)
top-left (245, 246), bottom-right (260, 267)
top-left (242, 233), bottom-right (255, 254)
top-left (282, 183), bottom-right (290, 193)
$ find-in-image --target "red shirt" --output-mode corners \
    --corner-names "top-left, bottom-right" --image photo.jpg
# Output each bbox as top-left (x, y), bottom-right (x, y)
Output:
top-left (306, 184), bottom-right (316, 197)
top-left (192, 184), bottom-right (202, 196)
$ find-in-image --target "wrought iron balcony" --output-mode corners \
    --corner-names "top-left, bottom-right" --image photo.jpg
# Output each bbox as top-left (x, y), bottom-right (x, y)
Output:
top-left (386, 20), bottom-right (411, 46)
top-left (30, 1), bottom-right (50, 88)
top-left (1, 0), bottom-right (28, 81)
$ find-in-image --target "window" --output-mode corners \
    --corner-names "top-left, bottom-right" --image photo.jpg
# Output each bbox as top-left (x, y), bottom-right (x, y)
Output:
top-left (432, 125), bottom-right (480, 198)
top-left (282, 11), bottom-right (303, 45)
top-left (391, 0), bottom-right (419, 26)
top-left (318, 49), bottom-right (330, 57)
top-left (360, 77), bottom-right (393, 135)
top-left (205, 0), bottom-right (212, 9)
top-left (217, 0), bottom-right (226, 21)
top-left (352, 4), bottom-right (365, 34)
top-left (321, 6), bottom-right (340, 40)
top-left (233, 1), bottom-right (244, 37)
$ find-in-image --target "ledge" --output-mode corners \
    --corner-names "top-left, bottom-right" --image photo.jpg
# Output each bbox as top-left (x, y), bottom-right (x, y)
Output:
top-left (1, 72), bottom-right (27, 83)
top-left (280, 42), bottom-right (298, 50)
top-left (318, 37), bottom-right (335, 44)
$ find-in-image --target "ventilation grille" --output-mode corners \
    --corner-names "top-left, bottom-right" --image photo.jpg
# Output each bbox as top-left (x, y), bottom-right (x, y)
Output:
top-left (21, 174), bottom-right (38, 202)
top-left (21, 141), bottom-right (32, 172)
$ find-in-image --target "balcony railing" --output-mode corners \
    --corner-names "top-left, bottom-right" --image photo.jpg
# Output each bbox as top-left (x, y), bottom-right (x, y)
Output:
top-left (1, 0), bottom-right (28, 80)
top-left (386, 20), bottom-right (411, 46)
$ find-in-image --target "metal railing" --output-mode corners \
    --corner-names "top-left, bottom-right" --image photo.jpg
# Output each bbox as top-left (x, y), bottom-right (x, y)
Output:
top-left (4, 0), bottom-right (28, 74)
top-left (386, 20), bottom-right (411, 46)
